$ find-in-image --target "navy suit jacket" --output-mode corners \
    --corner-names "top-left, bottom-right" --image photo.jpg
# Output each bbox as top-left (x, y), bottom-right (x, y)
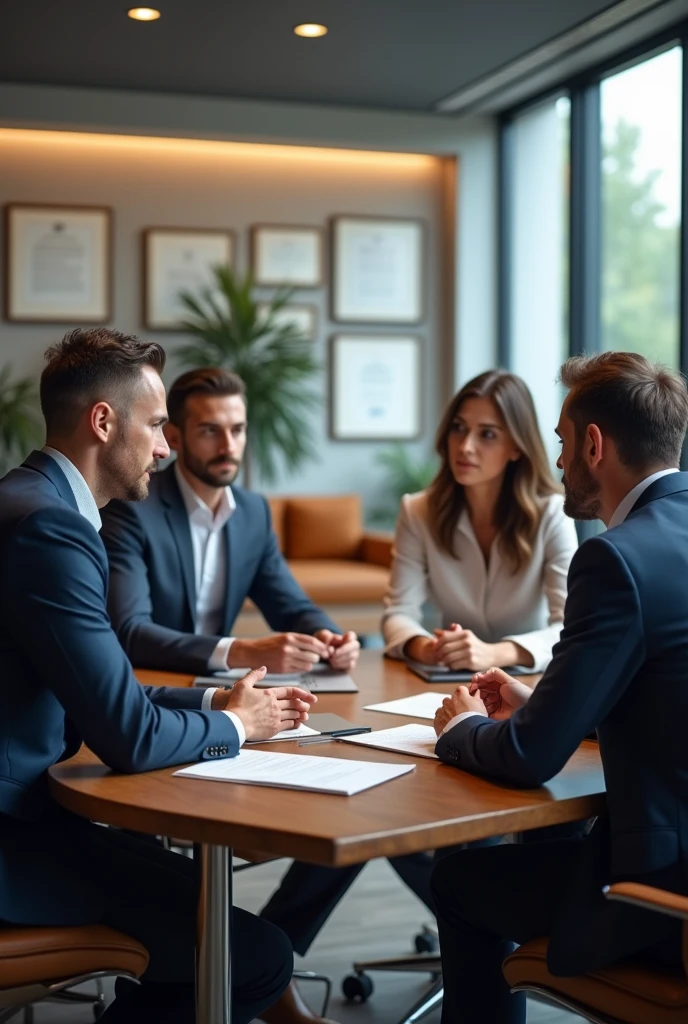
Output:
top-left (436, 473), bottom-right (688, 970)
top-left (0, 452), bottom-right (240, 923)
top-left (100, 464), bottom-right (339, 674)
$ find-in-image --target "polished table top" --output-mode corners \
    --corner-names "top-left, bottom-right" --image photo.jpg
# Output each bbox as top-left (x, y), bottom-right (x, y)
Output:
top-left (49, 652), bottom-right (606, 865)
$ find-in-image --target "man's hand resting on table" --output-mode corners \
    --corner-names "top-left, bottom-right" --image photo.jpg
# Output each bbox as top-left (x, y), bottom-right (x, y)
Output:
top-left (314, 629), bottom-right (361, 671)
top-left (211, 667), bottom-right (317, 741)
top-left (468, 668), bottom-right (532, 721)
top-left (433, 686), bottom-right (488, 737)
top-left (228, 633), bottom-right (330, 674)
top-left (432, 667), bottom-right (534, 736)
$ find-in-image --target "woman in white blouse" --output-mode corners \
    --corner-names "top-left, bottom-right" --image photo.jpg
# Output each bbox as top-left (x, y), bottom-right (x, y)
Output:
top-left (383, 369), bottom-right (578, 673)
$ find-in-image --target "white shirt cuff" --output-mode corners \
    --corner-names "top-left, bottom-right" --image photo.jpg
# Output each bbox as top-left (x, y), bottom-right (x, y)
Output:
top-left (441, 710), bottom-right (488, 736)
top-left (201, 689), bottom-right (246, 747)
top-left (223, 710), bottom-right (246, 747)
top-left (208, 636), bottom-right (235, 672)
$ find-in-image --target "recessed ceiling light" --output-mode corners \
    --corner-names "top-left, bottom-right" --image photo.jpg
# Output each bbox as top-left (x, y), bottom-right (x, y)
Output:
top-left (293, 23), bottom-right (328, 38)
top-left (127, 7), bottom-right (161, 21)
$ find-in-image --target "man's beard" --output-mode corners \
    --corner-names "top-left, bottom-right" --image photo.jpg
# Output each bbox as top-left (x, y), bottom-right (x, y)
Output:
top-left (102, 432), bottom-right (156, 502)
top-left (182, 447), bottom-right (240, 488)
top-left (562, 451), bottom-right (601, 520)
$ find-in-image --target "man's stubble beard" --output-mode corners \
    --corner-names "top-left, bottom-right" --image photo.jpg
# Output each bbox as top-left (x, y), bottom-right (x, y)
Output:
top-left (102, 430), bottom-right (156, 503)
top-left (562, 450), bottom-right (602, 521)
top-left (181, 446), bottom-right (241, 489)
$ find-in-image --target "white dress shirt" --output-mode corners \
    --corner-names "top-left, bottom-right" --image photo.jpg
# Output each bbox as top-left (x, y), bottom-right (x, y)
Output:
top-left (442, 467), bottom-right (680, 737)
top-left (41, 448), bottom-right (244, 744)
top-left (383, 490), bottom-right (578, 672)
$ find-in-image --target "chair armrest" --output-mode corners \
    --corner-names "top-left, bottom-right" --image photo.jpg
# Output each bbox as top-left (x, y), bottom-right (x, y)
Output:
top-left (360, 531), bottom-right (394, 568)
top-left (604, 882), bottom-right (688, 922)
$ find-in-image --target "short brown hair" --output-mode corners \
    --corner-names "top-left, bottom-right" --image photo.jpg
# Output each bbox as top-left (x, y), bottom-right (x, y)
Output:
top-left (559, 351), bottom-right (688, 469)
top-left (167, 368), bottom-right (246, 427)
top-left (41, 328), bottom-right (166, 435)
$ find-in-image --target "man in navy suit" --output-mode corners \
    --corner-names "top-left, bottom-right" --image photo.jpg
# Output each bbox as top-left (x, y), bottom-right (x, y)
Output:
top-left (430, 351), bottom-right (688, 1024)
top-left (0, 328), bottom-right (317, 1024)
top-left (100, 367), bottom-right (360, 678)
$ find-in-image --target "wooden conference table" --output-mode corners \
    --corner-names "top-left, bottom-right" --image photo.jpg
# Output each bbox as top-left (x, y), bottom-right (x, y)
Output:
top-left (49, 652), bottom-right (606, 1024)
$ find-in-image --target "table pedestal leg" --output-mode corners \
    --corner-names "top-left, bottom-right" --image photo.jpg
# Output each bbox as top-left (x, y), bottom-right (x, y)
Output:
top-left (196, 843), bottom-right (232, 1024)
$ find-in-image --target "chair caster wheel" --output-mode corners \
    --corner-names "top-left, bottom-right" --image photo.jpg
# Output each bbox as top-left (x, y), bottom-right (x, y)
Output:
top-left (414, 929), bottom-right (439, 953)
top-left (342, 972), bottom-right (374, 1002)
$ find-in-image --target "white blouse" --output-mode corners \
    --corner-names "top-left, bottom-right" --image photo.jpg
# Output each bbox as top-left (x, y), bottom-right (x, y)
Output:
top-left (381, 490), bottom-right (578, 673)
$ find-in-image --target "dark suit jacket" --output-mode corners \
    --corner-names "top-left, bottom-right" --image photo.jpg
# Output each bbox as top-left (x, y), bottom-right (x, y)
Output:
top-left (436, 473), bottom-right (688, 971)
top-left (0, 452), bottom-right (240, 924)
top-left (100, 464), bottom-right (339, 674)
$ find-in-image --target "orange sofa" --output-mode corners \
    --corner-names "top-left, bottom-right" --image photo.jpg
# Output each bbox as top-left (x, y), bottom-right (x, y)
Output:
top-left (234, 494), bottom-right (393, 637)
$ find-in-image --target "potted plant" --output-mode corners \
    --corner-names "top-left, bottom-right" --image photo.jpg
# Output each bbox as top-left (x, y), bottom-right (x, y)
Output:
top-left (0, 364), bottom-right (42, 476)
top-left (368, 444), bottom-right (439, 529)
top-left (176, 266), bottom-right (320, 488)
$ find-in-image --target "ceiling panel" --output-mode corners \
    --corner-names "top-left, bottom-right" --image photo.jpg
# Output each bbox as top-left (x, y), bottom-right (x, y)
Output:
top-left (0, 0), bottom-right (628, 111)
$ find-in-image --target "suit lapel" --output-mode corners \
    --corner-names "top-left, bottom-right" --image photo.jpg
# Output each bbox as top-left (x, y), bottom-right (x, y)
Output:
top-left (158, 467), bottom-right (197, 627)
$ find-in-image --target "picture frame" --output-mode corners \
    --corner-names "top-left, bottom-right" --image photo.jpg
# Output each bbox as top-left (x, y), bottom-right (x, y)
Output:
top-left (256, 302), bottom-right (317, 340)
top-left (251, 224), bottom-right (324, 287)
top-left (4, 203), bottom-right (112, 323)
top-left (329, 334), bottom-right (422, 441)
top-left (331, 215), bottom-right (424, 325)
top-left (142, 227), bottom-right (234, 330)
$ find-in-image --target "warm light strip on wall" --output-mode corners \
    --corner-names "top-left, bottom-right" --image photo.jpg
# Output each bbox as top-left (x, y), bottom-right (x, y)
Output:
top-left (0, 128), bottom-right (437, 171)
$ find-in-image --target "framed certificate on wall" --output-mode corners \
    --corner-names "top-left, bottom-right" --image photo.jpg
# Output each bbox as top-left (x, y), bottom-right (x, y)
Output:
top-left (143, 227), bottom-right (234, 330)
top-left (251, 225), bottom-right (324, 287)
top-left (329, 334), bottom-right (422, 441)
top-left (4, 203), bottom-right (112, 323)
top-left (331, 216), bottom-right (424, 324)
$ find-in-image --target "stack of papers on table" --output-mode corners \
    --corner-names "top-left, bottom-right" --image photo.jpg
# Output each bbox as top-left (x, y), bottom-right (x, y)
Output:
top-left (364, 693), bottom-right (447, 720)
top-left (338, 724), bottom-right (439, 760)
top-left (245, 723), bottom-right (319, 744)
top-left (173, 749), bottom-right (415, 795)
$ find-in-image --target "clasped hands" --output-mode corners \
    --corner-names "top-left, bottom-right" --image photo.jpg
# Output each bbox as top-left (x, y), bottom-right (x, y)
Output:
top-left (229, 629), bottom-right (360, 674)
top-left (432, 667), bottom-right (533, 737)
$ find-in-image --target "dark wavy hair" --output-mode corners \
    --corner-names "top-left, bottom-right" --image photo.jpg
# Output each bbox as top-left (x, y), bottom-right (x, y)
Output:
top-left (427, 370), bottom-right (559, 571)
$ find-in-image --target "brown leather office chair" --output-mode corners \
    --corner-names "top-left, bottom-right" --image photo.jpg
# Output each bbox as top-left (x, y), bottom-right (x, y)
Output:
top-left (503, 882), bottom-right (688, 1023)
top-left (0, 923), bottom-right (149, 1023)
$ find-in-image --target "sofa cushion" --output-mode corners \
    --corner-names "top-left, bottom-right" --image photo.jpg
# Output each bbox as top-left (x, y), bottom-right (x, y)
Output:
top-left (266, 497), bottom-right (287, 553)
top-left (288, 559), bottom-right (389, 605)
top-left (285, 496), bottom-right (362, 560)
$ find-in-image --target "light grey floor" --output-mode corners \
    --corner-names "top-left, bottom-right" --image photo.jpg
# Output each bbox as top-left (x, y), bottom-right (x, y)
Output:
top-left (21, 855), bottom-right (580, 1023)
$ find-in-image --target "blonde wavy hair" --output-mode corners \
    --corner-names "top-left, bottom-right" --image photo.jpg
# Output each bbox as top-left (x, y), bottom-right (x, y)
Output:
top-left (427, 370), bottom-right (560, 571)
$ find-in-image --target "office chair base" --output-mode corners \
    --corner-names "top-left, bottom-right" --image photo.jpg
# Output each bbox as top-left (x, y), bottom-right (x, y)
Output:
top-left (292, 971), bottom-right (332, 1018)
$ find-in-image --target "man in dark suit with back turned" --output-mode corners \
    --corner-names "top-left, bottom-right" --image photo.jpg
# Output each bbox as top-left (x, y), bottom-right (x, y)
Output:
top-left (0, 328), bottom-right (318, 1024)
top-left (429, 351), bottom-right (688, 1024)
top-left (100, 367), bottom-right (360, 678)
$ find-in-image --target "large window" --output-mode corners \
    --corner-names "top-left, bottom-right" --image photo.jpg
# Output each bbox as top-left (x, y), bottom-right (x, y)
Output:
top-left (600, 47), bottom-right (682, 367)
top-left (506, 95), bottom-right (570, 464)
top-left (501, 33), bottom-right (687, 446)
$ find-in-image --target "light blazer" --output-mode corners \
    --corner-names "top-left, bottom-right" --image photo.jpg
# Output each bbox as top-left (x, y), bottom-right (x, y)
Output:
top-left (436, 473), bottom-right (688, 973)
top-left (100, 465), bottom-right (339, 674)
top-left (382, 491), bottom-right (578, 671)
top-left (0, 452), bottom-right (239, 924)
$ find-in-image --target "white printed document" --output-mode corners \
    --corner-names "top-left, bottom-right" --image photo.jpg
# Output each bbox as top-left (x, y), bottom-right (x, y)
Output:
top-left (246, 724), bottom-right (319, 744)
top-left (338, 724), bottom-right (439, 760)
top-left (173, 749), bottom-right (415, 795)
top-left (364, 692), bottom-right (447, 720)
